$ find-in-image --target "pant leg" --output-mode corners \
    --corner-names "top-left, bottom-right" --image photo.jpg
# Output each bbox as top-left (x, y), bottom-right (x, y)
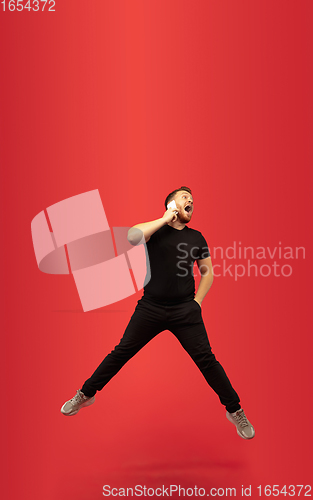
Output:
top-left (81, 299), bottom-right (166, 397)
top-left (169, 300), bottom-right (241, 413)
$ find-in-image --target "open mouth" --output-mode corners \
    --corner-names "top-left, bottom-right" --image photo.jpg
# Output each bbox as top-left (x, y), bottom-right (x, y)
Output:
top-left (184, 205), bottom-right (192, 214)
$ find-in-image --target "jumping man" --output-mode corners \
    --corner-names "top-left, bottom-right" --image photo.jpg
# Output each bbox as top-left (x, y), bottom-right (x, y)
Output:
top-left (61, 186), bottom-right (255, 440)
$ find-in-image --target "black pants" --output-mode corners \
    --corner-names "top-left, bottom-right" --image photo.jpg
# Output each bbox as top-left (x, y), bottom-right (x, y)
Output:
top-left (81, 297), bottom-right (241, 413)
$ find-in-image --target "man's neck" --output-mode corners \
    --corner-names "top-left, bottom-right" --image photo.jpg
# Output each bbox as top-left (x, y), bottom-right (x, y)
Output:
top-left (168, 222), bottom-right (186, 231)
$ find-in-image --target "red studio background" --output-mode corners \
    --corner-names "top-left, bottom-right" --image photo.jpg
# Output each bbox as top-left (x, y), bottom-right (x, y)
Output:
top-left (1, 1), bottom-right (312, 499)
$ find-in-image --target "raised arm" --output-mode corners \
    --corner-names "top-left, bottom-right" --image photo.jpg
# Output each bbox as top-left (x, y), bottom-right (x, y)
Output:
top-left (127, 206), bottom-right (178, 245)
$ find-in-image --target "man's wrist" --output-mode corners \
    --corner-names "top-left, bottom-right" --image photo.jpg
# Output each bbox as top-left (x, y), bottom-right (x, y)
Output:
top-left (160, 216), bottom-right (169, 226)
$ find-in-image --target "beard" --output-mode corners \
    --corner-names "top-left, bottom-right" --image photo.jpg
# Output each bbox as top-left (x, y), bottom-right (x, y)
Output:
top-left (178, 208), bottom-right (192, 223)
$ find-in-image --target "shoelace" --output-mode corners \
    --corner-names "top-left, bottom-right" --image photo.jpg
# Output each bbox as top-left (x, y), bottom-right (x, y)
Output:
top-left (233, 410), bottom-right (249, 428)
top-left (70, 390), bottom-right (85, 405)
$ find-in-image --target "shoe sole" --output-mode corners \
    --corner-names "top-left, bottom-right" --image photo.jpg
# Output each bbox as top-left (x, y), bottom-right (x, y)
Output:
top-left (61, 396), bottom-right (95, 416)
top-left (226, 411), bottom-right (255, 440)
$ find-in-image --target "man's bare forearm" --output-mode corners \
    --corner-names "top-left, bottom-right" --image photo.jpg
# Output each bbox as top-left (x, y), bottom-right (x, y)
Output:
top-left (127, 206), bottom-right (177, 245)
top-left (195, 274), bottom-right (214, 305)
top-left (127, 218), bottom-right (166, 244)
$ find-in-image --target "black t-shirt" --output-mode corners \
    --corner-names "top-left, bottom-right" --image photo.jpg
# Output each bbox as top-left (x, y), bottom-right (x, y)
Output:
top-left (142, 224), bottom-right (210, 306)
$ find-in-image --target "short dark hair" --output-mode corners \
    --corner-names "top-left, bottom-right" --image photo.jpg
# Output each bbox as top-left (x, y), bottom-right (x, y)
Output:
top-left (165, 186), bottom-right (192, 209)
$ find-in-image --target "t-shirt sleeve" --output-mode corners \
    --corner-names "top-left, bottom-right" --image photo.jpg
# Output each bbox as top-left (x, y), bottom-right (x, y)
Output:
top-left (195, 233), bottom-right (211, 259)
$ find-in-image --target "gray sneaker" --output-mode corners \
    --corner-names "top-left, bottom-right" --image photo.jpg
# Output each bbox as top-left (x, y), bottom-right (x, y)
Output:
top-left (226, 408), bottom-right (255, 439)
top-left (61, 389), bottom-right (95, 416)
